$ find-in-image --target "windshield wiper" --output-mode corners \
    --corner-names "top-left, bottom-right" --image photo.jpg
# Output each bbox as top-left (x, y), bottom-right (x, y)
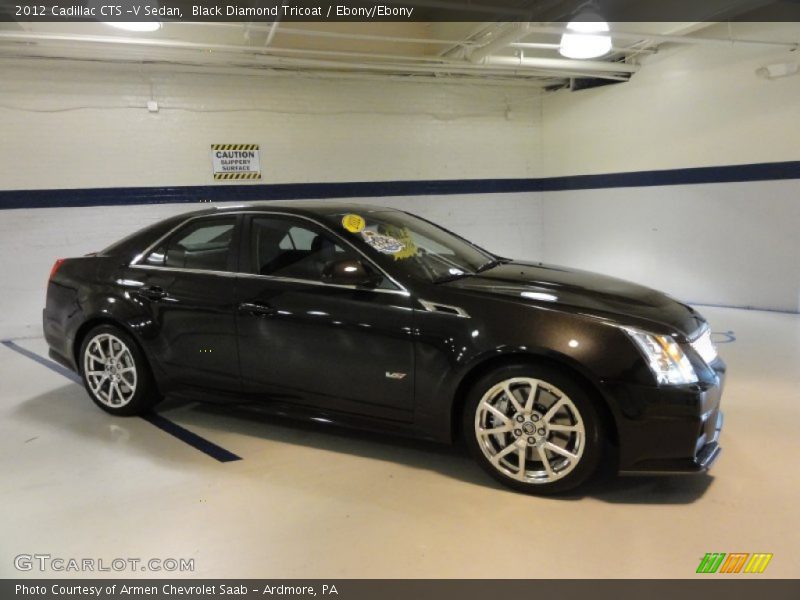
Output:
top-left (433, 258), bottom-right (506, 283)
top-left (432, 271), bottom-right (473, 284)
top-left (476, 258), bottom-right (505, 273)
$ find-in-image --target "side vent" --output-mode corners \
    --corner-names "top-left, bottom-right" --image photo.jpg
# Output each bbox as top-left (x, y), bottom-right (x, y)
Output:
top-left (419, 300), bottom-right (470, 319)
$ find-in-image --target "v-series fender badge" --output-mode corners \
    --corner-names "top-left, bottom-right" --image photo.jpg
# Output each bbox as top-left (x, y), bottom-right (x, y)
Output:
top-left (385, 372), bottom-right (407, 380)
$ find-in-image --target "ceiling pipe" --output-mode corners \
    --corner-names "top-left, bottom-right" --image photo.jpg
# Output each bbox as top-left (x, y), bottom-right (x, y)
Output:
top-left (509, 42), bottom-right (656, 54)
top-left (0, 43), bottom-right (630, 82)
top-left (521, 25), bottom-right (799, 51)
top-left (264, 18), bottom-right (280, 47)
top-left (0, 31), bottom-right (636, 78)
top-left (478, 55), bottom-right (637, 74)
top-left (201, 23), bottom-right (480, 48)
top-left (464, 22), bottom-right (635, 74)
top-left (468, 22), bottom-right (533, 63)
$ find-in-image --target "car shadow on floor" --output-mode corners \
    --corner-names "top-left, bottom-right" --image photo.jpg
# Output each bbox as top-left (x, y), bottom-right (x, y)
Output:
top-left (162, 397), bottom-right (715, 505)
top-left (14, 386), bottom-right (713, 505)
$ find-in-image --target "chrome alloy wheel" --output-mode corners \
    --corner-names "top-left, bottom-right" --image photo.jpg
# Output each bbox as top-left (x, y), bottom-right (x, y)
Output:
top-left (474, 377), bottom-right (586, 484)
top-left (83, 333), bottom-right (138, 408)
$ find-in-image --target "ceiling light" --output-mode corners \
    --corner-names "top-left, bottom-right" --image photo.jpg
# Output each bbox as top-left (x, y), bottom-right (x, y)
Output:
top-left (105, 22), bottom-right (162, 33)
top-left (559, 14), bottom-right (612, 59)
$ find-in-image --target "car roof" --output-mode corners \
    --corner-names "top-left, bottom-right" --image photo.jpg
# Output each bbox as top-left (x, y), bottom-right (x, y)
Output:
top-left (180, 200), bottom-right (399, 220)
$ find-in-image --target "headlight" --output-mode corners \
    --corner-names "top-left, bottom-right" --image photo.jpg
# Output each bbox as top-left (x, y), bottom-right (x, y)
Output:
top-left (623, 327), bottom-right (698, 385)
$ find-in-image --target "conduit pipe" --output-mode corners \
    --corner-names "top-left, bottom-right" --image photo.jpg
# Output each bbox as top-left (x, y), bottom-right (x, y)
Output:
top-left (468, 22), bottom-right (533, 63)
top-left (0, 31), bottom-right (636, 78)
top-left (477, 55), bottom-right (637, 74)
top-left (521, 25), bottom-right (799, 51)
top-left (264, 18), bottom-right (280, 47)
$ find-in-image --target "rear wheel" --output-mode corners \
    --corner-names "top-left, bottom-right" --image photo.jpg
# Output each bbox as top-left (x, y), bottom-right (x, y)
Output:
top-left (79, 325), bottom-right (160, 416)
top-left (463, 363), bottom-right (605, 494)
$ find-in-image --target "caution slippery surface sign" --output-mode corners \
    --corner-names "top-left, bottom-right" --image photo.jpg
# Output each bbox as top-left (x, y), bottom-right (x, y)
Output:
top-left (211, 144), bottom-right (261, 180)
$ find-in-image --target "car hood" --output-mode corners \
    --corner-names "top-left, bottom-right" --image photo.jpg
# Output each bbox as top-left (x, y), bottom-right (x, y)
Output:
top-left (442, 261), bottom-right (705, 338)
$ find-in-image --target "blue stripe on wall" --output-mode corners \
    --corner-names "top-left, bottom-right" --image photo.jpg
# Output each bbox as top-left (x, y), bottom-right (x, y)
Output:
top-left (2, 160), bottom-right (800, 210)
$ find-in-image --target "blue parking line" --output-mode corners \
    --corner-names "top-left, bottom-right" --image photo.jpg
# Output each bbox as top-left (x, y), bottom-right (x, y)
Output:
top-left (1, 339), bottom-right (242, 463)
top-left (2, 340), bottom-right (82, 383)
top-left (142, 413), bottom-right (241, 463)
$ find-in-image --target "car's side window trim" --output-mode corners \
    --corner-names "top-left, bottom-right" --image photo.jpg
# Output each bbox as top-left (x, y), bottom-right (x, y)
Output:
top-left (131, 214), bottom-right (241, 272)
top-left (129, 210), bottom-right (410, 296)
top-left (241, 213), bottom-right (400, 293)
top-left (130, 264), bottom-right (238, 278)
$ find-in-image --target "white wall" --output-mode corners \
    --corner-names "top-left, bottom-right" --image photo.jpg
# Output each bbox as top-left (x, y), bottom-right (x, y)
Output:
top-left (541, 180), bottom-right (800, 313)
top-left (539, 21), bottom-right (800, 313)
top-left (541, 22), bottom-right (800, 176)
top-left (0, 59), bottom-right (542, 189)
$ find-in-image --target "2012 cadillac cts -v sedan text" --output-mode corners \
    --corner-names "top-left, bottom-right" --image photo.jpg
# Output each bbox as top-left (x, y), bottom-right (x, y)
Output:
top-left (44, 202), bottom-right (725, 493)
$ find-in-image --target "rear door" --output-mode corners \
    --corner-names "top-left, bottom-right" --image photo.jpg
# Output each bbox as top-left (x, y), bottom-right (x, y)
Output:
top-left (234, 214), bottom-right (415, 421)
top-left (127, 215), bottom-right (241, 392)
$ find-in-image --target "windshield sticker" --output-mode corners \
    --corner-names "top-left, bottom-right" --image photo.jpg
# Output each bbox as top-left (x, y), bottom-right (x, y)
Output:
top-left (362, 230), bottom-right (406, 254)
top-left (379, 225), bottom-right (418, 260)
top-left (341, 214), bottom-right (366, 233)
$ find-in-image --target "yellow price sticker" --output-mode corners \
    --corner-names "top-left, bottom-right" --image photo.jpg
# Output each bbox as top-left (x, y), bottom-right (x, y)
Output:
top-left (342, 214), bottom-right (366, 233)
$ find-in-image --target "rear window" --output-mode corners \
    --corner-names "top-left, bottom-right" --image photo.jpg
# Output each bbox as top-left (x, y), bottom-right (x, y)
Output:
top-left (100, 215), bottom-right (189, 260)
top-left (144, 217), bottom-right (236, 272)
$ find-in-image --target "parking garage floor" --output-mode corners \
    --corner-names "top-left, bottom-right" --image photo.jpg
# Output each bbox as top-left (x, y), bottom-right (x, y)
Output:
top-left (2, 306), bottom-right (798, 579)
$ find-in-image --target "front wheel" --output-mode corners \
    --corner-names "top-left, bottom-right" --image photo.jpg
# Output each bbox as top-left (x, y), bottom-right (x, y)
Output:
top-left (79, 325), bottom-right (160, 416)
top-left (463, 364), bottom-right (605, 494)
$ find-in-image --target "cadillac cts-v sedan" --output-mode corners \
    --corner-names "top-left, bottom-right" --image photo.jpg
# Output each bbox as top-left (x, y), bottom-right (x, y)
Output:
top-left (44, 201), bottom-right (725, 494)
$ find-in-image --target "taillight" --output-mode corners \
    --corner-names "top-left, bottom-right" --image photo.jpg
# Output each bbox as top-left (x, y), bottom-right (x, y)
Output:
top-left (49, 258), bottom-right (65, 281)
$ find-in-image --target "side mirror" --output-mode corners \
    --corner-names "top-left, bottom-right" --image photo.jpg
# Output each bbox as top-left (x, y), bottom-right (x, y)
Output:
top-left (322, 258), bottom-right (380, 287)
top-left (145, 247), bottom-right (166, 266)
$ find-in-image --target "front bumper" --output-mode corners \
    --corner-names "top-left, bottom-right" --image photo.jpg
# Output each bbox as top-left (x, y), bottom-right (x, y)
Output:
top-left (604, 359), bottom-right (726, 474)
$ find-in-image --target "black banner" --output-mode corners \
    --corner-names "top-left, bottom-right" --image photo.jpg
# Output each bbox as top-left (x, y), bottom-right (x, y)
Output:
top-left (2, 0), bottom-right (800, 22)
top-left (4, 580), bottom-right (800, 600)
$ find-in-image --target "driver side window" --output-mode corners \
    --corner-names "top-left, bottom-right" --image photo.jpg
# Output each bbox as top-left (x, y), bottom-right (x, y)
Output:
top-left (250, 217), bottom-right (361, 282)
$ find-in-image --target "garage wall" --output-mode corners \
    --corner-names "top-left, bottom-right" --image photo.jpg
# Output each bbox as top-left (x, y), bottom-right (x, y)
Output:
top-left (540, 21), bottom-right (800, 313)
top-left (0, 59), bottom-right (542, 189)
top-left (0, 59), bottom-right (544, 338)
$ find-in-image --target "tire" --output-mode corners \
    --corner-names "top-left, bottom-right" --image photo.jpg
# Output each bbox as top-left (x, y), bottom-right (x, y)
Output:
top-left (463, 363), bottom-right (605, 495)
top-left (78, 324), bottom-right (161, 416)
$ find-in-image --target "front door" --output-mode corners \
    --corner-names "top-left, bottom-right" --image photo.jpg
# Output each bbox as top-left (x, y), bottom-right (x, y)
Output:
top-left (235, 214), bottom-right (414, 421)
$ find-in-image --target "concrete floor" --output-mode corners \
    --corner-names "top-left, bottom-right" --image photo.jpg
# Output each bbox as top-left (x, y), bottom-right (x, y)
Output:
top-left (1, 306), bottom-right (798, 579)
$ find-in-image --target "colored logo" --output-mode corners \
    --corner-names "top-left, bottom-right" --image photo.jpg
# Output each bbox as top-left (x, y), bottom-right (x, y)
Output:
top-left (341, 214), bottom-right (366, 233)
top-left (696, 552), bottom-right (773, 574)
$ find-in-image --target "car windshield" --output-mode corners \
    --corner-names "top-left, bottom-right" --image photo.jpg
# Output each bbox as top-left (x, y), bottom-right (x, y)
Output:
top-left (334, 210), bottom-right (498, 283)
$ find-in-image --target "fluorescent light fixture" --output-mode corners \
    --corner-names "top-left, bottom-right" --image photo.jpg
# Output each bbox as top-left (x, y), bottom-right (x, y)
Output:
top-left (559, 14), bottom-right (612, 59)
top-left (105, 22), bottom-right (162, 33)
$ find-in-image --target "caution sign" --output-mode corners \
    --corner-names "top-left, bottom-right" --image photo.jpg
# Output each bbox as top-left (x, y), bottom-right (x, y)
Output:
top-left (211, 144), bottom-right (261, 180)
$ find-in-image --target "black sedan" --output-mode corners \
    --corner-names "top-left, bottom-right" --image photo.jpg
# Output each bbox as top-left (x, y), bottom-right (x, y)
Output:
top-left (43, 202), bottom-right (725, 494)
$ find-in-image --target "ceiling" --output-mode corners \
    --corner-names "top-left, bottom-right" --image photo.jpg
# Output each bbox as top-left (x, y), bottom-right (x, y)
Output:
top-left (0, 1), bottom-right (795, 87)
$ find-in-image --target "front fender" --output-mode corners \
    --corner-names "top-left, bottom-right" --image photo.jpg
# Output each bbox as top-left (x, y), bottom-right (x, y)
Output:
top-left (411, 293), bottom-right (648, 442)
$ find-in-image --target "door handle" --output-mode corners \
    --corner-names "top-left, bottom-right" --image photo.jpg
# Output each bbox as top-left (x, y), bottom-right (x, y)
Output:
top-left (238, 301), bottom-right (276, 317)
top-left (138, 285), bottom-right (168, 301)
